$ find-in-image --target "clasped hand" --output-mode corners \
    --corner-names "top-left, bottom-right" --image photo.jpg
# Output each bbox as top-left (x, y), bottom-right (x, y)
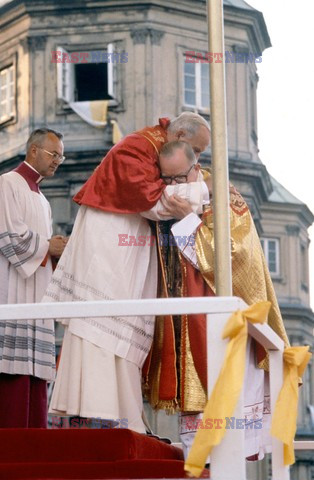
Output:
top-left (158, 191), bottom-right (193, 220)
top-left (48, 235), bottom-right (69, 258)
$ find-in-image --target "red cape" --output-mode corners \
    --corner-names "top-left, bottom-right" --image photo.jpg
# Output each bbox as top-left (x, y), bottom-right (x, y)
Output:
top-left (73, 118), bottom-right (170, 213)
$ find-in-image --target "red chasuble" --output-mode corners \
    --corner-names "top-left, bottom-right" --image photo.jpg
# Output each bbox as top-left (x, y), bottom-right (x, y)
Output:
top-left (74, 118), bottom-right (170, 213)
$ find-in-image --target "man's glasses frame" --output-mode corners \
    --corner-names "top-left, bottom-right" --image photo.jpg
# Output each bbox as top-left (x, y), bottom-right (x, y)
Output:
top-left (38, 147), bottom-right (66, 164)
top-left (161, 163), bottom-right (196, 185)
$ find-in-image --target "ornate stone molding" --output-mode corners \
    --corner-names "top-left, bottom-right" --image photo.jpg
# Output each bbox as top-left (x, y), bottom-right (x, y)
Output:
top-left (27, 36), bottom-right (47, 52)
top-left (131, 29), bottom-right (149, 45)
top-left (20, 36), bottom-right (46, 54)
top-left (150, 29), bottom-right (164, 46)
top-left (131, 28), bottom-right (164, 46)
top-left (285, 224), bottom-right (300, 236)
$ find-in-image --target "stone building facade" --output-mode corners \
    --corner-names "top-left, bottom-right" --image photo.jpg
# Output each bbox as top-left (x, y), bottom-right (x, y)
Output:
top-left (0, 0), bottom-right (313, 478)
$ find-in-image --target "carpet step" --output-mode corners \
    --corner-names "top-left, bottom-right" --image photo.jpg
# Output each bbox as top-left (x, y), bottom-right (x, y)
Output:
top-left (0, 428), bottom-right (209, 479)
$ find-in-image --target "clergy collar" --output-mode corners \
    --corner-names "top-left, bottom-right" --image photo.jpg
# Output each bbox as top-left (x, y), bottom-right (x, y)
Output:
top-left (14, 162), bottom-right (44, 193)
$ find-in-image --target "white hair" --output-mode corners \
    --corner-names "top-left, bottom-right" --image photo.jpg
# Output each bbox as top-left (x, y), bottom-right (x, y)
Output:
top-left (168, 112), bottom-right (210, 138)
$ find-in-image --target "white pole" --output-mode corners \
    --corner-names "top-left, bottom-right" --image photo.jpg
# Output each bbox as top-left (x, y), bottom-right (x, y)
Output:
top-left (207, 0), bottom-right (232, 296)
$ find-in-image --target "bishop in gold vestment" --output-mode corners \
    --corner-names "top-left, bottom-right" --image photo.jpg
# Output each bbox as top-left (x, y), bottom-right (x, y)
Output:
top-left (144, 166), bottom-right (289, 458)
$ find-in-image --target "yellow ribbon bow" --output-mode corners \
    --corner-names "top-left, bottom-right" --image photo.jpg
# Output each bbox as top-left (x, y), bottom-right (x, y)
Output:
top-left (271, 346), bottom-right (312, 465)
top-left (184, 301), bottom-right (271, 478)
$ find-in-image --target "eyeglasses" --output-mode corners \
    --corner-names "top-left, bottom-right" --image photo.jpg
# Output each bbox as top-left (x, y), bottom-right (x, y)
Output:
top-left (161, 163), bottom-right (195, 185)
top-left (39, 148), bottom-right (66, 164)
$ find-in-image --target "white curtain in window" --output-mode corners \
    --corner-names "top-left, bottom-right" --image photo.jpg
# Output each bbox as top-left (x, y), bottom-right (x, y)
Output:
top-left (69, 100), bottom-right (108, 127)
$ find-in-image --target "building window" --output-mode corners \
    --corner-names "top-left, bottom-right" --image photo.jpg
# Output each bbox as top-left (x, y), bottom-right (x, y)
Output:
top-left (260, 238), bottom-right (280, 275)
top-left (0, 64), bottom-right (15, 124)
top-left (57, 44), bottom-right (117, 104)
top-left (74, 63), bottom-right (109, 101)
top-left (183, 57), bottom-right (209, 110)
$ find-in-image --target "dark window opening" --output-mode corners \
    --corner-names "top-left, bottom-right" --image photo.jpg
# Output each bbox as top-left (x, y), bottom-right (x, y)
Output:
top-left (74, 63), bottom-right (112, 101)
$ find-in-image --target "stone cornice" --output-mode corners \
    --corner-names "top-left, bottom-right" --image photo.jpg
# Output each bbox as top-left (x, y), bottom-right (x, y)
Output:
top-left (0, 1), bottom-right (270, 57)
top-left (229, 158), bottom-right (273, 201)
top-left (279, 303), bottom-right (314, 325)
top-left (262, 202), bottom-right (314, 229)
top-left (224, 7), bottom-right (271, 54)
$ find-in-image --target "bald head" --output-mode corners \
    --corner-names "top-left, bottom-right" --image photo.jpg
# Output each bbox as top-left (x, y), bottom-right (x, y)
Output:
top-left (159, 140), bottom-right (199, 185)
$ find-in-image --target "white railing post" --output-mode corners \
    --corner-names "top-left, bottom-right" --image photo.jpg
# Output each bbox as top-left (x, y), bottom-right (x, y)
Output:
top-left (206, 302), bottom-right (246, 480)
top-left (269, 350), bottom-right (290, 480)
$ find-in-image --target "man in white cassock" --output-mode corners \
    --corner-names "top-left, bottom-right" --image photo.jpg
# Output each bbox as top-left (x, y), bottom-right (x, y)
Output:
top-left (44, 112), bottom-right (212, 433)
top-left (0, 128), bottom-right (67, 427)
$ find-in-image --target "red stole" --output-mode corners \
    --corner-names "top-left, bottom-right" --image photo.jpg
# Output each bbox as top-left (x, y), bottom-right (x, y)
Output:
top-left (184, 258), bottom-right (215, 393)
top-left (73, 118), bottom-right (170, 213)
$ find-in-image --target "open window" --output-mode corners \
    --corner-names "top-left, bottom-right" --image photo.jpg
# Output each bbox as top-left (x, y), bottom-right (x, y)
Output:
top-left (56, 44), bottom-right (117, 104)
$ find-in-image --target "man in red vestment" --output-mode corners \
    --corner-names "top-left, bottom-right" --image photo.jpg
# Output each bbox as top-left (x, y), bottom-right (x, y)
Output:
top-left (44, 113), bottom-right (212, 433)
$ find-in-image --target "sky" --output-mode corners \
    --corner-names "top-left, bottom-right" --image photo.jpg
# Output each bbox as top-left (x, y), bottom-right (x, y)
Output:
top-left (244, 0), bottom-right (314, 309)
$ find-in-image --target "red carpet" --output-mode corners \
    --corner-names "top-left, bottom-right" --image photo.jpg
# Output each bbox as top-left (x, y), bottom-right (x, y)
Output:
top-left (0, 428), bottom-right (210, 479)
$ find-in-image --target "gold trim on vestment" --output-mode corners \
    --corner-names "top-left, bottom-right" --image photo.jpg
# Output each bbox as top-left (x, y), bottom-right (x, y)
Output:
top-left (138, 134), bottom-right (160, 155)
top-left (179, 252), bottom-right (207, 412)
top-left (195, 190), bottom-right (290, 371)
top-left (182, 316), bottom-right (207, 411)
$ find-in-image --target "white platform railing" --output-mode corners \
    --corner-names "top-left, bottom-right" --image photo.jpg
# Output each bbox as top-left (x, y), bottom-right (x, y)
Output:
top-left (0, 296), bottom-right (311, 479)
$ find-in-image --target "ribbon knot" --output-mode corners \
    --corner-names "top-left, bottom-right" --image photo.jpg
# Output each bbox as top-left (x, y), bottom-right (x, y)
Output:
top-left (222, 301), bottom-right (271, 340)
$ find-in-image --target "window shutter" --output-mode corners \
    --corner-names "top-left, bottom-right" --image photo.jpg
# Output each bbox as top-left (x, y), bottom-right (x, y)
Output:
top-left (107, 43), bottom-right (116, 100)
top-left (56, 46), bottom-right (74, 102)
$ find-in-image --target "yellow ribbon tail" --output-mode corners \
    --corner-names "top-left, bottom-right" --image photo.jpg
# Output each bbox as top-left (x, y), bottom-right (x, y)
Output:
top-left (184, 301), bottom-right (270, 477)
top-left (271, 346), bottom-right (312, 465)
top-left (111, 119), bottom-right (123, 144)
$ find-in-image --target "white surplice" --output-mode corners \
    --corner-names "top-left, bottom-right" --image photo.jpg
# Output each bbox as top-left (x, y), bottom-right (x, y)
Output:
top-left (0, 170), bottom-right (55, 381)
